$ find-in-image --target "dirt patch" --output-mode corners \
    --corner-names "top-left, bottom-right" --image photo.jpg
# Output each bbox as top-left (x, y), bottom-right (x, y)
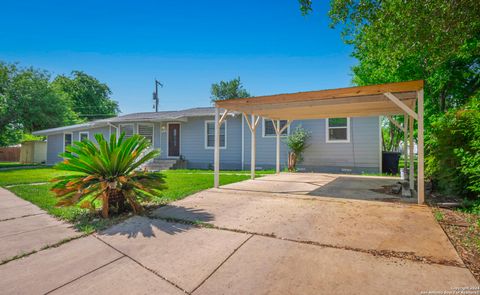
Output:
top-left (433, 207), bottom-right (480, 282)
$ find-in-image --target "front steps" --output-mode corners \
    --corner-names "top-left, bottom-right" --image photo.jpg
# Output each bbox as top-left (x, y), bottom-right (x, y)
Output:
top-left (144, 158), bottom-right (187, 171)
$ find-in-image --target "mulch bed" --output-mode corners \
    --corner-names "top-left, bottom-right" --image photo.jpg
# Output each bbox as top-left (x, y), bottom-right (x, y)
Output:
top-left (433, 207), bottom-right (480, 282)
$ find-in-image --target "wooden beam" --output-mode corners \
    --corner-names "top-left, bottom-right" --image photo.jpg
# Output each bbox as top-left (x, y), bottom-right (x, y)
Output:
top-left (386, 115), bottom-right (403, 130)
top-left (218, 109), bottom-right (229, 124)
top-left (384, 92), bottom-right (418, 120)
top-left (216, 80), bottom-right (424, 108)
top-left (243, 113), bottom-right (253, 132)
top-left (233, 92), bottom-right (416, 113)
top-left (280, 120), bottom-right (292, 134)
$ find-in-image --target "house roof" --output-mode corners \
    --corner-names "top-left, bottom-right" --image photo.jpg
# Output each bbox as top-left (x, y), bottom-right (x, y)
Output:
top-left (215, 80), bottom-right (424, 120)
top-left (32, 107), bottom-right (221, 136)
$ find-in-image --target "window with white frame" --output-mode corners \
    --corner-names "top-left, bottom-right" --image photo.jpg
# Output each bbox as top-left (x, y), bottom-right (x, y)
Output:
top-left (79, 132), bottom-right (89, 142)
top-left (205, 121), bottom-right (226, 148)
top-left (137, 124), bottom-right (154, 143)
top-left (326, 118), bottom-right (350, 143)
top-left (263, 119), bottom-right (289, 137)
top-left (64, 133), bottom-right (73, 152)
top-left (119, 124), bottom-right (134, 139)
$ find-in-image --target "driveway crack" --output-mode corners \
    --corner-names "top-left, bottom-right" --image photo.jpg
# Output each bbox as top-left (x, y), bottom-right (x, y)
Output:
top-left (191, 234), bottom-right (254, 294)
top-left (93, 234), bottom-right (191, 294)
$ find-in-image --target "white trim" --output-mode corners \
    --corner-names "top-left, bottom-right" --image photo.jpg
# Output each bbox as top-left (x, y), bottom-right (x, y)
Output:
top-left (63, 132), bottom-right (73, 153)
top-left (325, 117), bottom-right (350, 143)
top-left (118, 123), bottom-right (135, 138)
top-left (137, 123), bottom-right (155, 144)
top-left (166, 122), bottom-right (181, 158)
top-left (79, 131), bottom-right (89, 141)
top-left (262, 118), bottom-right (289, 138)
top-left (205, 120), bottom-right (227, 149)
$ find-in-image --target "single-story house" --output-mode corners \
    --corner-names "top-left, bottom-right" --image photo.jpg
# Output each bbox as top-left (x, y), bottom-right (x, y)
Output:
top-left (33, 107), bottom-right (381, 173)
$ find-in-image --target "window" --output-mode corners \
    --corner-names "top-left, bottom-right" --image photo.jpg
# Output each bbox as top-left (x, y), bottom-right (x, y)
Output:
top-left (119, 124), bottom-right (134, 139)
top-left (263, 119), bottom-right (289, 137)
top-left (137, 124), bottom-right (154, 143)
top-left (79, 132), bottom-right (89, 142)
top-left (326, 118), bottom-right (350, 143)
top-left (64, 133), bottom-right (73, 152)
top-left (205, 121), bottom-right (226, 149)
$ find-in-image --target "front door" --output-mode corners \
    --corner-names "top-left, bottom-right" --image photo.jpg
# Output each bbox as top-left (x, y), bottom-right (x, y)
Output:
top-left (168, 123), bottom-right (180, 157)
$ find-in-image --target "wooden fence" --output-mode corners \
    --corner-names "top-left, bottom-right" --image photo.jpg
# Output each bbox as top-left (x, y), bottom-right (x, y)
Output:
top-left (0, 147), bottom-right (21, 162)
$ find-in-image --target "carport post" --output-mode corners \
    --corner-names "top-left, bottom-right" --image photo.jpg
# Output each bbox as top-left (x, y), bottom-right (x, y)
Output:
top-left (417, 89), bottom-right (425, 204)
top-left (403, 114), bottom-right (408, 180)
top-left (409, 116), bottom-right (414, 191)
top-left (214, 108), bottom-right (220, 188)
top-left (251, 114), bottom-right (257, 179)
top-left (275, 120), bottom-right (281, 174)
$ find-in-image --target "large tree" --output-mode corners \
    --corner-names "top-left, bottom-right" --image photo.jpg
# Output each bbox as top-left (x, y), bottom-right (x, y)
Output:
top-left (210, 77), bottom-right (251, 102)
top-left (0, 62), bottom-right (79, 146)
top-left (299, 0), bottom-right (480, 150)
top-left (52, 71), bottom-right (120, 120)
top-left (300, 0), bottom-right (480, 114)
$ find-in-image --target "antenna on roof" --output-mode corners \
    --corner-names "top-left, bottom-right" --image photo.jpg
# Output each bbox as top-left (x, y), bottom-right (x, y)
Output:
top-left (153, 79), bottom-right (163, 112)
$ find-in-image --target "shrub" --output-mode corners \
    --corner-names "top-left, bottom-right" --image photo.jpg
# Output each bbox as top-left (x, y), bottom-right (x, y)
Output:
top-left (285, 126), bottom-right (311, 171)
top-left (426, 98), bottom-right (480, 198)
top-left (51, 133), bottom-right (165, 218)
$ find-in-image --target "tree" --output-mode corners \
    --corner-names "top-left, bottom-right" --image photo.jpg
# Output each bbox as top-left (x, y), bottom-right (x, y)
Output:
top-left (300, 0), bottom-right (480, 114)
top-left (286, 126), bottom-right (311, 171)
top-left (210, 77), bottom-right (251, 102)
top-left (0, 62), bottom-right (80, 146)
top-left (52, 71), bottom-right (120, 120)
top-left (51, 133), bottom-right (165, 218)
top-left (299, 0), bottom-right (480, 151)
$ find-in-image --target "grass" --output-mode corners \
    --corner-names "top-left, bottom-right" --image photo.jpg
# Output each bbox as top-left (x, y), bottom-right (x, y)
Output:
top-left (0, 167), bottom-right (79, 186)
top-left (1, 167), bottom-right (274, 233)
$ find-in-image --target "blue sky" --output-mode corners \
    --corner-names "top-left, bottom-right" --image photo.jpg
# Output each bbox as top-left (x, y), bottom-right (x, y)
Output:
top-left (0, 0), bottom-right (354, 114)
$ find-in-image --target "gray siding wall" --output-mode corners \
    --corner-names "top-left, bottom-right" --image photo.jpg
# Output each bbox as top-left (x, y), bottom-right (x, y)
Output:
top-left (157, 116), bottom-right (243, 170)
top-left (44, 116), bottom-right (380, 173)
top-left (241, 116), bottom-right (380, 173)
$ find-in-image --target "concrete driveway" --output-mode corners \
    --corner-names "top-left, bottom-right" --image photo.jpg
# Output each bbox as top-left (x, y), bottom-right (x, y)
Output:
top-left (0, 173), bottom-right (478, 294)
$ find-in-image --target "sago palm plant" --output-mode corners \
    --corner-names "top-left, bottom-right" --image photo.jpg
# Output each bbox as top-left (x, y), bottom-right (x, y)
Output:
top-left (51, 133), bottom-right (164, 218)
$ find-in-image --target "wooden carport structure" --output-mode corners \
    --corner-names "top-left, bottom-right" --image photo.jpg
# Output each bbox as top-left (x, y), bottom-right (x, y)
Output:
top-left (213, 80), bottom-right (425, 204)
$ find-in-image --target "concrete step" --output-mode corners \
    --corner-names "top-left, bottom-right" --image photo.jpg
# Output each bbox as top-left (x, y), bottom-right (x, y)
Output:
top-left (145, 159), bottom-right (179, 171)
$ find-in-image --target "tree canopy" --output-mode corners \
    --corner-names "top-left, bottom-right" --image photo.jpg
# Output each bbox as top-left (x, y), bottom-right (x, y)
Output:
top-left (210, 77), bottom-right (250, 103)
top-left (300, 0), bottom-right (480, 115)
top-left (0, 61), bottom-right (119, 146)
top-left (52, 71), bottom-right (119, 120)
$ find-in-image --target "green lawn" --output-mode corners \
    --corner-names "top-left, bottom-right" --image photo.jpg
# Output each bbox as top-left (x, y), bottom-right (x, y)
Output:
top-left (0, 167), bottom-right (79, 186)
top-left (2, 167), bottom-right (273, 233)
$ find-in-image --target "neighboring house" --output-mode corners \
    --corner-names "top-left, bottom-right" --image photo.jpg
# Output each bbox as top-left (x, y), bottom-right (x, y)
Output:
top-left (32, 107), bottom-right (381, 173)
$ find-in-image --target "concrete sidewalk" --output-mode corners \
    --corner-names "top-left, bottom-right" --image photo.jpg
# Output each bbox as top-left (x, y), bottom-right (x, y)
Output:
top-left (0, 188), bottom-right (82, 262)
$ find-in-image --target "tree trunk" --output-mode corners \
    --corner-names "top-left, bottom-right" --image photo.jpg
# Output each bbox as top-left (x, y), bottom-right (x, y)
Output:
top-left (101, 193), bottom-right (109, 218)
top-left (288, 152), bottom-right (297, 172)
